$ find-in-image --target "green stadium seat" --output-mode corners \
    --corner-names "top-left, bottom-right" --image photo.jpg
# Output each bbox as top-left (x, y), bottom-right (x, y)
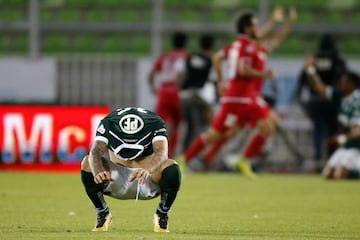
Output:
top-left (326, 0), bottom-right (356, 10)
top-left (177, 11), bottom-right (201, 22)
top-left (211, 0), bottom-right (239, 9)
top-left (115, 11), bottom-right (138, 22)
top-left (296, 12), bottom-right (315, 23)
top-left (120, 0), bottom-right (150, 8)
top-left (65, 0), bottom-right (94, 8)
top-left (2, 0), bottom-right (26, 7)
top-left (101, 36), bottom-right (123, 52)
top-left (352, 13), bottom-right (360, 24)
top-left (277, 38), bottom-right (303, 54)
top-left (132, 35), bottom-right (151, 54)
top-left (0, 37), bottom-right (10, 53)
top-left (14, 36), bottom-right (28, 53)
top-left (0, 10), bottom-right (22, 21)
top-left (85, 10), bottom-right (108, 22)
top-left (56, 10), bottom-right (81, 22)
top-left (342, 38), bottom-right (360, 53)
top-left (185, 0), bottom-right (210, 8)
top-left (40, 10), bottom-right (52, 22)
top-left (165, 0), bottom-right (183, 8)
top-left (94, 0), bottom-right (121, 8)
top-left (239, 0), bottom-right (259, 9)
top-left (72, 36), bottom-right (98, 52)
top-left (43, 36), bottom-right (68, 53)
top-left (324, 13), bottom-right (343, 24)
top-left (208, 11), bottom-right (228, 23)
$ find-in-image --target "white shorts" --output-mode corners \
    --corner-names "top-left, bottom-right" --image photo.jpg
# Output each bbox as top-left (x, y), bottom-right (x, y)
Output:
top-left (328, 148), bottom-right (360, 171)
top-left (103, 159), bottom-right (160, 200)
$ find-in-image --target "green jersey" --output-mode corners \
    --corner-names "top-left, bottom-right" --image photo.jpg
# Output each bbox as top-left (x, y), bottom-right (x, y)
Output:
top-left (331, 89), bottom-right (360, 149)
top-left (95, 107), bottom-right (168, 160)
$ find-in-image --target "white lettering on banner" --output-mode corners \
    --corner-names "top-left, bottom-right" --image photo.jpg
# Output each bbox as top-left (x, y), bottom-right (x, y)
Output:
top-left (57, 126), bottom-right (87, 162)
top-left (2, 114), bottom-right (52, 164)
top-left (1, 110), bottom-right (108, 164)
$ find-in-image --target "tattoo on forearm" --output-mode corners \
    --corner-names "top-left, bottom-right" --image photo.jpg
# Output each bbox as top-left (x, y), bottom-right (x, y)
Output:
top-left (89, 141), bottom-right (106, 175)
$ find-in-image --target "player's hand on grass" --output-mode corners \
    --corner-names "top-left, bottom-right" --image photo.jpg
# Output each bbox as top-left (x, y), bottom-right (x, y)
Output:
top-left (288, 7), bottom-right (297, 22)
top-left (130, 168), bottom-right (150, 185)
top-left (94, 170), bottom-right (113, 184)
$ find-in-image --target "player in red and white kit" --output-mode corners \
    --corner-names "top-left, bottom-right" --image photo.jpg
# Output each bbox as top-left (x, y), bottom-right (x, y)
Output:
top-left (202, 7), bottom-right (298, 176)
top-left (177, 13), bottom-right (275, 175)
top-left (149, 32), bottom-right (188, 158)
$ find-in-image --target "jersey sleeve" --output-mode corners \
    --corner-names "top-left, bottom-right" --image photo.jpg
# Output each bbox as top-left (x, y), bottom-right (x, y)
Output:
top-left (152, 55), bottom-right (164, 72)
top-left (94, 119), bottom-right (109, 145)
top-left (152, 118), bottom-right (168, 143)
top-left (174, 57), bottom-right (185, 74)
top-left (350, 102), bottom-right (360, 126)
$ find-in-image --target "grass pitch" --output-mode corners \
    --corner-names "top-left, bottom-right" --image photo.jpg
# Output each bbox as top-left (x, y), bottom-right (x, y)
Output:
top-left (0, 172), bottom-right (359, 240)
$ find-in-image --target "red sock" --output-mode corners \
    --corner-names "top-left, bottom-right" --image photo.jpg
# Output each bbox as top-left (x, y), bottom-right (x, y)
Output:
top-left (184, 135), bottom-right (206, 163)
top-left (243, 132), bottom-right (267, 159)
top-left (204, 138), bottom-right (228, 164)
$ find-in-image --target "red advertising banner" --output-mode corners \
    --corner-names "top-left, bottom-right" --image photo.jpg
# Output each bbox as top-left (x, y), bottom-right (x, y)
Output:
top-left (0, 105), bottom-right (110, 171)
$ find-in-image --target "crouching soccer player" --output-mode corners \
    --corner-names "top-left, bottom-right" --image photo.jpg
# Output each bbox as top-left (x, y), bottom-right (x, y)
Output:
top-left (80, 107), bottom-right (181, 232)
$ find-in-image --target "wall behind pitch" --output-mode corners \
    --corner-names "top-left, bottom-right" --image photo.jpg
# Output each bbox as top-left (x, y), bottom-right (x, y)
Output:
top-left (0, 58), bottom-right (56, 103)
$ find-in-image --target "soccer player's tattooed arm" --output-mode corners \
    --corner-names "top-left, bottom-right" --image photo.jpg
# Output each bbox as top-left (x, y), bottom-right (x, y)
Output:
top-left (89, 140), bottom-right (112, 184)
top-left (130, 139), bottom-right (167, 185)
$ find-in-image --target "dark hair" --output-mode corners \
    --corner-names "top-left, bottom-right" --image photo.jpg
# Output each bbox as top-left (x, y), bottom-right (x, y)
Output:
top-left (199, 34), bottom-right (214, 50)
top-left (345, 71), bottom-right (360, 88)
top-left (317, 33), bottom-right (339, 56)
top-left (236, 12), bottom-right (254, 34)
top-left (172, 32), bottom-right (188, 49)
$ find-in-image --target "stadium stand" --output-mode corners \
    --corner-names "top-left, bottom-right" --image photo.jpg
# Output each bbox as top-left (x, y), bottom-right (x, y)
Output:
top-left (0, 0), bottom-right (359, 56)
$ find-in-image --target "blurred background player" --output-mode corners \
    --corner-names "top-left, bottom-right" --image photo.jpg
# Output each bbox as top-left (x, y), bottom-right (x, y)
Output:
top-left (202, 7), bottom-right (299, 175)
top-left (80, 107), bottom-right (181, 232)
top-left (148, 32), bottom-right (188, 158)
top-left (297, 34), bottom-right (347, 171)
top-left (177, 12), bottom-right (276, 176)
top-left (305, 58), bottom-right (360, 179)
top-left (175, 34), bottom-right (215, 151)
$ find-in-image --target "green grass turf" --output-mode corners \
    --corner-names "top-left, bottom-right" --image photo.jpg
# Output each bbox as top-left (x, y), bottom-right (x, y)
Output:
top-left (0, 172), bottom-right (359, 240)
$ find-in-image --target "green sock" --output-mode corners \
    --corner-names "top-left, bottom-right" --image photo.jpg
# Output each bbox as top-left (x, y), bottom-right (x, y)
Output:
top-left (80, 170), bottom-right (109, 214)
top-left (157, 164), bottom-right (181, 215)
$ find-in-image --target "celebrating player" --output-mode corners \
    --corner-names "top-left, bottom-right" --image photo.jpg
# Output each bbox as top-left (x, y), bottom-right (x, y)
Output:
top-left (203, 6), bottom-right (298, 176)
top-left (177, 12), bottom-right (276, 176)
top-left (80, 107), bottom-right (181, 232)
top-left (148, 32), bottom-right (188, 158)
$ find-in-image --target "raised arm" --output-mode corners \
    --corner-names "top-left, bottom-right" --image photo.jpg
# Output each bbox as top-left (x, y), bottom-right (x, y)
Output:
top-left (258, 6), bottom-right (284, 39)
top-left (267, 7), bottom-right (297, 52)
top-left (305, 54), bottom-right (328, 97)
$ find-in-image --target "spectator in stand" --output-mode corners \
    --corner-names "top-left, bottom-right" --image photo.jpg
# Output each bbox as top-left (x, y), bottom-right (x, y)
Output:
top-left (297, 34), bottom-right (347, 171)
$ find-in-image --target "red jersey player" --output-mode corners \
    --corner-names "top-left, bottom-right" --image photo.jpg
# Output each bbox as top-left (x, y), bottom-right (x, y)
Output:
top-left (149, 32), bottom-right (188, 158)
top-left (203, 7), bottom-right (298, 176)
top-left (177, 13), bottom-right (275, 175)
